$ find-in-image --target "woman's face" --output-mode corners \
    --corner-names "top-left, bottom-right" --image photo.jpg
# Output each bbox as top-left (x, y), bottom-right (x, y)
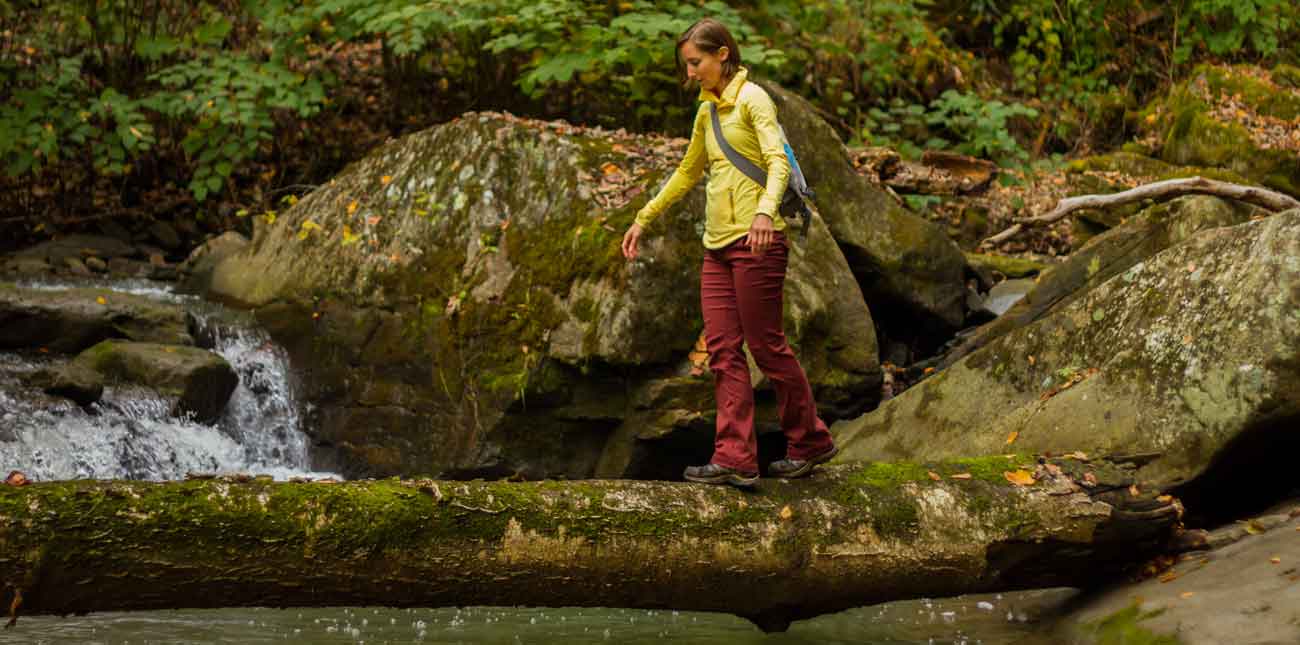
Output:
top-left (680, 41), bottom-right (729, 94)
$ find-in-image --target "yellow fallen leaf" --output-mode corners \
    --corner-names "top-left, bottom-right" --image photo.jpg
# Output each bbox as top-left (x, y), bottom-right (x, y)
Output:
top-left (927, 471), bottom-right (941, 481)
top-left (1157, 495), bottom-right (1173, 503)
top-left (1180, 592), bottom-right (1195, 599)
top-left (1270, 556), bottom-right (1281, 564)
top-left (1028, 355), bottom-right (1036, 365)
top-left (1129, 484), bottom-right (1141, 497)
top-left (96, 296), bottom-right (107, 305)
top-left (1004, 470), bottom-right (1035, 486)
top-left (779, 505), bottom-right (793, 520)
top-left (1159, 571), bottom-right (1179, 583)
top-left (600, 162), bottom-right (622, 176)
top-left (1006, 431), bottom-right (1019, 445)
top-left (949, 473), bottom-right (972, 480)
top-left (347, 200), bottom-right (358, 216)
top-left (380, 175), bottom-right (392, 185)
top-left (341, 226), bottom-right (359, 245)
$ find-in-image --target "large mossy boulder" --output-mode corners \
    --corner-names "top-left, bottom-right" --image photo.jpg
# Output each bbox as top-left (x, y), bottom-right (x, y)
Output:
top-left (72, 340), bottom-right (238, 423)
top-left (1140, 64), bottom-right (1300, 197)
top-left (942, 195), bottom-right (1254, 368)
top-left (206, 112), bottom-right (880, 479)
top-left (0, 284), bottom-right (193, 353)
top-left (759, 81), bottom-right (969, 343)
top-left (834, 209), bottom-right (1300, 491)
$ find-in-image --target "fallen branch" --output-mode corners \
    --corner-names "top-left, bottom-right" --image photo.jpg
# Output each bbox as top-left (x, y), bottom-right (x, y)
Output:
top-left (983, 176), bottom-right (1300, 246)
top-left (0, 457), bottom-right (1178, 632)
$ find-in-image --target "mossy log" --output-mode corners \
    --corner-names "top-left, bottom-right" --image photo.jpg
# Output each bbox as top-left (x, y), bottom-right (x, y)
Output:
top-left (0, 457), bottom-right (1177, 632)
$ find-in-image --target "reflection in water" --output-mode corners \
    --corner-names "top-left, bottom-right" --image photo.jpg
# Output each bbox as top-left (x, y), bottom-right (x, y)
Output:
top-left (0, 590), bottom-right (1075, 644)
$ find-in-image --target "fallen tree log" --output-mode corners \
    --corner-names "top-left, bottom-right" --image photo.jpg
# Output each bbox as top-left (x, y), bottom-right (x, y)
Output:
top-left (0, 457), bottom-right (1178, 632)
top-left (984, 176), bottom-right (1300, 245)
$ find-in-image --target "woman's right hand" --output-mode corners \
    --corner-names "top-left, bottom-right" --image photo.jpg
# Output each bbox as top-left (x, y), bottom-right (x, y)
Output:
top-left (622, 223), bottom-right (644, 261)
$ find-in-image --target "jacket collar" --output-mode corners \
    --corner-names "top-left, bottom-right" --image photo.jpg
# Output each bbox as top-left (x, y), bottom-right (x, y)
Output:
top-left (699, 66), bottom-right (748, 108)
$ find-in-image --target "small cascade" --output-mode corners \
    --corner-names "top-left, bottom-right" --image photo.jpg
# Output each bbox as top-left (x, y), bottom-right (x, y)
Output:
top-left (0, 280), bottom-right (334, 481)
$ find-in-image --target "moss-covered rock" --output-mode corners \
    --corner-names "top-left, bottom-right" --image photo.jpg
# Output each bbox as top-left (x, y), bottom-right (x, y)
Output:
top-left (205, 112), bottom-right (881, 479)
top-left (944, 195), bottom-right (1253, 369)
top-left (1139, 64), bottom-right (1300, 198)
top-left (759, 81), bottom-right (969, 340)
top-left (0, 284), bottom-right (194, 353)
top-left (835, 209), bottom-right (1300, 491)
top-left (72, 339), bottom-right (238, 423)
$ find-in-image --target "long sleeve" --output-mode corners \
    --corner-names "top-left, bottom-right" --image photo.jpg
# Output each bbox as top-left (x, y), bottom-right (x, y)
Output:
top-left (634, 107), bottom-right (708, 228)
top-left (744, 91), bottom-right (790, 218)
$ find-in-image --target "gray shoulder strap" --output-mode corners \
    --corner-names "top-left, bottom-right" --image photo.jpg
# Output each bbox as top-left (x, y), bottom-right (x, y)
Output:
top-left (709, 102), bottom-right (767, 190)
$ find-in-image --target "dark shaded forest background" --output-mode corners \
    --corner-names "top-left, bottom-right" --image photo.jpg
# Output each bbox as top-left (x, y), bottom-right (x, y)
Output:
top-left (2, 0), bottom-right (1296, 252)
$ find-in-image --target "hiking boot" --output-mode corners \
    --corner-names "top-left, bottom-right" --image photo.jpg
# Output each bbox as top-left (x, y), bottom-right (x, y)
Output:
top-left (768, 444), bottom-right (839, 479)
top-left (683, 463), bottom-right (759, 488)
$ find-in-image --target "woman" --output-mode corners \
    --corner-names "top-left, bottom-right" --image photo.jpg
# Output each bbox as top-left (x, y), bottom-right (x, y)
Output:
top-left (621, 18), bottom-right (837, 488)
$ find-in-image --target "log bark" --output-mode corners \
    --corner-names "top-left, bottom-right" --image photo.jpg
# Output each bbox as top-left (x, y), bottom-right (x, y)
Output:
top-left (0, 457), bottom-right (1178, 632)
top-left (853, 148), bottom-right (998, 196)
top-left (984, 176), bottom-right (1300, 245)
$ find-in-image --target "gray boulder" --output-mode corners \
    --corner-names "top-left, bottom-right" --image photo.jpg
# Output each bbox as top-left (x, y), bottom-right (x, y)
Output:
top-left (834, 209), bottom-right (1300, 490)
top-left (942, 195), bottom-right (1254, 368)
top-left (205, 112), bottom-right (881, 479)
top-left (0, 284), bottom-right (194, 353)
top-left (760, 81), bottom-right (969, 341)
top-left (72, 340), bottom-right (238, 423)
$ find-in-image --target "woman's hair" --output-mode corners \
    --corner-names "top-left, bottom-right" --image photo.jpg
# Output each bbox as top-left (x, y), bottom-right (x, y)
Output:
top-left (676, 18), bottom-right (742, 86)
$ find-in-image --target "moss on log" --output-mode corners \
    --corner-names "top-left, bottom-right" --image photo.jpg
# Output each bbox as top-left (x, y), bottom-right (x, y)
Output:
top-left (0, 457), bottom-right (1176, 632)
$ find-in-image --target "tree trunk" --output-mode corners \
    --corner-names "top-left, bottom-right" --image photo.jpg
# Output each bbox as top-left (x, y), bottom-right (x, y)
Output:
top-left (0, 457), bottom-right (1178, 632)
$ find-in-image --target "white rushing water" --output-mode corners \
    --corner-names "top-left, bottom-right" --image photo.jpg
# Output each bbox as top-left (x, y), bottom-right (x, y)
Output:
top-left (0, 282), bottom-right (335, 481)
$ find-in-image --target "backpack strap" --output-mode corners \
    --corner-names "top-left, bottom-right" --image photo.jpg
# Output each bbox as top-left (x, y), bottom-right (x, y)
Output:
top-left (709, 102), bottom-right (768, 191)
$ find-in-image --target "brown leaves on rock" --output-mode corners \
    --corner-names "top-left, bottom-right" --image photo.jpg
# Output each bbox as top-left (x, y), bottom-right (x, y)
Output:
top-left (4, 471), bottom-right (28, 487)
top-left (1040, 367), bottom-right (1099, 401)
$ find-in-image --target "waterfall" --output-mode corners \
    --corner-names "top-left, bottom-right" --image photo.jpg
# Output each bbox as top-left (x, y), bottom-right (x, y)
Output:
top-left (0, 280), bottom-right (335, 481)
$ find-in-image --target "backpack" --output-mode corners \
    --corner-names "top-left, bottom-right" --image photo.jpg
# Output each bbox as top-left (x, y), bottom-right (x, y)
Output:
top-left (709, 101), bottom-right (815, 240)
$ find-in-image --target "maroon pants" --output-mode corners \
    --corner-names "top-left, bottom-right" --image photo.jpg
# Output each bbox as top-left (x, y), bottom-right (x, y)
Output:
top-left (701, 233), bottom-right (835, 474)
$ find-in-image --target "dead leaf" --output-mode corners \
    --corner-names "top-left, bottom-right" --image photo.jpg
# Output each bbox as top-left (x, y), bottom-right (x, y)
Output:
top-left (366, 215), bottom-right (382, 226)
top-left (1064, 451), bottom-right (1089, 461)
top-left (1180, 592), bottom-right (1195, 599)
top-left (380, 175), bottom-right (392, 185)
top-left (347, 200), bottom-right (358, 216)
top-left (1159, 571), bottom-right (1179, 583)
top-left (1271, 556), bottom-right (1282, 564)
top-left (1157, 495), bottom-right (1173, 503)
top-left (1083, 472), bottom-right (1098, 487)
top-left (923, 367), bottom-right (935, 375)
top-left (927, 471), bottom-right (941, 481)
top-left (1004, 470), bottom-right (1036, 486)
top-left (1006, 431), bottom-right (1019, 445)
top-left (600, 162), bottom-right (623, 177)
top-left (949, 473), bottom-right (972, 480)
top-left (445, 294), bottom-right (462, 316)
top-left (95, 296), bottom-right (106, 305)
top-left (1129, 484), bottom-right (1141, 497)
top-left (779, 505), bottom-right (793, 521)
top-left (4, 471), bottom-right (28, 486)
top-left (1028, 355), bottom-right (1036, 365)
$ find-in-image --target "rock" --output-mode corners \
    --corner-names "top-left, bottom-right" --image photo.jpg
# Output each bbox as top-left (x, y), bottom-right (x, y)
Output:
top-left (72, 340), bottom-right (238, 423)
top-left (942, 195), bottom-right (1253, 369)
top-left (206, 111), bottom-right (881, 478)
top-left (976, 278), bottom-right (1035, 318)
top-left (43, 362), bottom-right (104, 406)
top-left (758, 81), bottom-right (969, 343)
top-left (834, 209), bottom-right (1300, 491)
top-left (84, 257), bottom-right (108, 273)
top-left (0, 284), bottom-right (194, 353)
top-left (177, 231), bottom-right (249, 295)
top-left (963, 252), bottom-right (1050, 280)
top-left (1, 256), bottom-right (50, 276)
top-left (62, 257), bottom-right (91, 276)
top-left (10, 234), bottom-right (135, 265)
top-left (148, 221), bottom-right (183, 251)
top-left (1056, 504), bottom-right (1300, 645)
top-left (107, 257), bottom-right (149, 278)
top-left (1139, 64), bottom-right (1300, 197)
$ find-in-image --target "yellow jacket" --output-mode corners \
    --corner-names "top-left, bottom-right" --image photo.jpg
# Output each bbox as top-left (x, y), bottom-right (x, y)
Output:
top-left (634, 67), bottom-right (791, 249)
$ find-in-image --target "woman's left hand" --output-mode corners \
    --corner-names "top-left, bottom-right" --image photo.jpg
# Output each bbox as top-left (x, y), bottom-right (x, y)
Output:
top-left (748, 213), bottom-right (775, 256)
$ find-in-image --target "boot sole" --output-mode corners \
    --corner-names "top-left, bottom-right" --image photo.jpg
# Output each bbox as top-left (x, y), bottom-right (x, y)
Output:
top-left (769, 445), bottom-right (840, 479)
top-left (683, 472), bottom-right (760, 488)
